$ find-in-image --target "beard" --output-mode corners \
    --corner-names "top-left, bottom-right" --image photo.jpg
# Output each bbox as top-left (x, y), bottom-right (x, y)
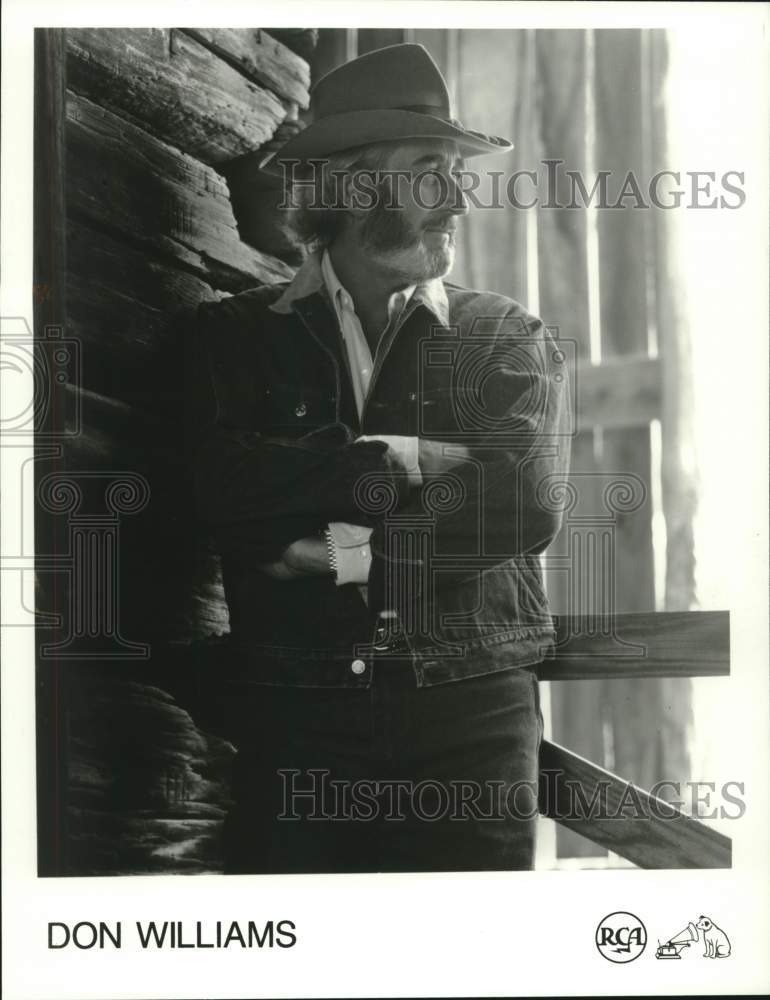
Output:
top-left (359, 194), bottom-right (457, 284)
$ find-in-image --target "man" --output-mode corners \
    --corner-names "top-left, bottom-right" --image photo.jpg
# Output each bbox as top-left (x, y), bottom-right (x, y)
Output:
top-left (186, 43), bottom-right (571, 873)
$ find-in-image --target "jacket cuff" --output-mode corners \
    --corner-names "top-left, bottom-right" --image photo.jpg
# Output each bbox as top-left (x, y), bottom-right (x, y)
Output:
top-left (326, 522), bottom-right (373, 585)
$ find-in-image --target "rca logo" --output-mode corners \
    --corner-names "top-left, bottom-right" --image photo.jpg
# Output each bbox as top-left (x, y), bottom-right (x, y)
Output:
top-left (595, 912), bottom-right (647, 963)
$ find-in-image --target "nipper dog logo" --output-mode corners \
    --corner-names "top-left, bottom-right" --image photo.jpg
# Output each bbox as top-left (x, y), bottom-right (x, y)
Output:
top-left (655, 915), bottom-right (731, 959)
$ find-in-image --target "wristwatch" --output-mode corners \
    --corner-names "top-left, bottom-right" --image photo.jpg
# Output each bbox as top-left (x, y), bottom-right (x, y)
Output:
top-left (324, 526), bottom-right (338, 581)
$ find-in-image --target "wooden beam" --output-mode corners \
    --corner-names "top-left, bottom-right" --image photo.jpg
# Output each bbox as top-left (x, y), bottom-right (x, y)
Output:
top-left (65, 216), bottom-right (228, 406)
top-left (66, 28), bottom-right (289, 165)
top-left (66, 92), bottom-right (293, 293)
top-left (539, 740), bottom-right (732, 868)
top-left (576, 355), bottom-right (661, 431)
top-left (181, 28), bottom-right (310, 109)
top-left (539, 610), bottom-right (729, 679)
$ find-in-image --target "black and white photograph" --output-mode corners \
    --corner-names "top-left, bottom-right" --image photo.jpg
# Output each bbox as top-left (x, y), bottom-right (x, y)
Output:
top-left (2, 2), bottom-right (768, 997)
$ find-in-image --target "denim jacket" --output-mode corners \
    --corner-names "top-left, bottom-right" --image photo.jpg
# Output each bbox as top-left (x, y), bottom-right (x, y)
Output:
top-left (185, 252), bottom-right (572, 688)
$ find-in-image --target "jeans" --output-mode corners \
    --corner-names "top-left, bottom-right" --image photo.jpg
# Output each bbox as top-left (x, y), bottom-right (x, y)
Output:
top-left (222, 649), bottom-right (543, 874)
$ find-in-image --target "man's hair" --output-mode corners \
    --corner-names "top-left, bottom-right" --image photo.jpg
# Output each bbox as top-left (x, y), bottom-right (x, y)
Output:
top-left (282, 142), bottom-right (394, 250)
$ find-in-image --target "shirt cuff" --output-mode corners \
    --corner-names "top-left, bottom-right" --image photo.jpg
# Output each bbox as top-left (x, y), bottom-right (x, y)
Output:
top-left (326, 522), bottom-right (373, 586)
top-left (357, 435), bottom-right (422, 486)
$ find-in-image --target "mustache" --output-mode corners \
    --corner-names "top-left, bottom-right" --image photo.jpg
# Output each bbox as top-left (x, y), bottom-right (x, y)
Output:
top-left (360, 201), bottom-right (461, 254)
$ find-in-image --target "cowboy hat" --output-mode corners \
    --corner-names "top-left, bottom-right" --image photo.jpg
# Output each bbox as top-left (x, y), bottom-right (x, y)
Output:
top-left (262, 42), bottom-right (513, 171)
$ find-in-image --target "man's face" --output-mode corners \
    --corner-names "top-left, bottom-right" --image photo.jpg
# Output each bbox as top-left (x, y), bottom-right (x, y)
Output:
top-left (353, 139), bottom-right (469, 284)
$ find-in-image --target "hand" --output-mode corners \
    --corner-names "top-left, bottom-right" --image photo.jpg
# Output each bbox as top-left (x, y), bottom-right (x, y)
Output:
top-left (357, 434), bottom-right (417, 482)
top-left (357, 435), bottom-right (471, 484)
top-left (417, 439), bottom-right (471, 479)
top-left (259, 536), bottom-right (331, 580)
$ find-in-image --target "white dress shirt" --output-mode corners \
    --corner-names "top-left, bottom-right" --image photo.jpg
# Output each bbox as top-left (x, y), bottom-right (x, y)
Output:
top-left (321, 250), bottom-right (422, 588)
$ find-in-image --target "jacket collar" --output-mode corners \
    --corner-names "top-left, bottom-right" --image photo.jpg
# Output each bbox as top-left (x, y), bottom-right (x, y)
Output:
top-left (269, 248), bottom-right (450, 327)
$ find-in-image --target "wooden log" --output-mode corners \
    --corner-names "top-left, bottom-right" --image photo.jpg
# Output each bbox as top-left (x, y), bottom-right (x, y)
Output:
top-left (66, 91), bottom-right (294, 294)
top-left (541, 610), bottom-right (729, 679)
top-left (66, 28), bottom-right (289, 165)
top-left (65, 676), bottom-right (235, 874)
top-left (68, 216), bottom-right (226, 315)
top-left (576, 355), bottom-right (661, 431)
top-left (62, 384), bottom-right (230, 642)
top-left (65, 216), bottom-right (229, 405)
top-left (181, 28), bottom-right (310, 108)
top-left (539, 740), bottom-right (731, 868)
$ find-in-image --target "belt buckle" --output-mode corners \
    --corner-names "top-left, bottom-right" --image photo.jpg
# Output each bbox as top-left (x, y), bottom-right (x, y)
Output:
top-left (373, 613), bottom-right (403, 653)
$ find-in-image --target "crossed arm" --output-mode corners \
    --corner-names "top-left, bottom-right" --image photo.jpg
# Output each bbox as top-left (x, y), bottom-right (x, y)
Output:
top-left (259, 436), bottom-right (471, 581)
top-left (187, 300), bottom-right (571, 612)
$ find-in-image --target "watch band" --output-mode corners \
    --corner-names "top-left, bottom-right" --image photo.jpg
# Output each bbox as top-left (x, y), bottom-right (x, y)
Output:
top-left (324, 527), bottom-right (339, 581)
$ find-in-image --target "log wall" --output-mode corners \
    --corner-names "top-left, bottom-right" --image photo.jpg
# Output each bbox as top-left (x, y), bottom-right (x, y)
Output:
top-left (37, 26), bottom-right (316, 874)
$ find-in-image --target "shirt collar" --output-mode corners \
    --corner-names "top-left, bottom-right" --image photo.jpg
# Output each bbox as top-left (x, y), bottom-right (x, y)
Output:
top-left (269, 248), bottom-right (449, 327)
top-left (321, 249), bottom-right (417, 325)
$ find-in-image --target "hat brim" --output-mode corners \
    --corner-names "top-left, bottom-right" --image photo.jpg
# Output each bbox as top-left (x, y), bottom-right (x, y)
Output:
top-left (261, 109), bottom-right (513, 176)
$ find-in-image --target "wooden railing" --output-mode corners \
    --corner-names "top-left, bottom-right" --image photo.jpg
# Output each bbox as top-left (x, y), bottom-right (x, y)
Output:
top-left (536, 610), bottom-right (731, 868)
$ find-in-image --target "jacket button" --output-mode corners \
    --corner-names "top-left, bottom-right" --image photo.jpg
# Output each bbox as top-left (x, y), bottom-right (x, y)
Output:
top-left (294, 402), bottom-right (307, 417)
top-left (350, 659), bottom-right (366, 675)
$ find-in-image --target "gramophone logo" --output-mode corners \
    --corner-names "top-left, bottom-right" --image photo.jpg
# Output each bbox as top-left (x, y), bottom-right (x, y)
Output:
top-left (595, 912), bottom-right (647, 963)
top-left (656, 915), bottom-right (732, 960)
